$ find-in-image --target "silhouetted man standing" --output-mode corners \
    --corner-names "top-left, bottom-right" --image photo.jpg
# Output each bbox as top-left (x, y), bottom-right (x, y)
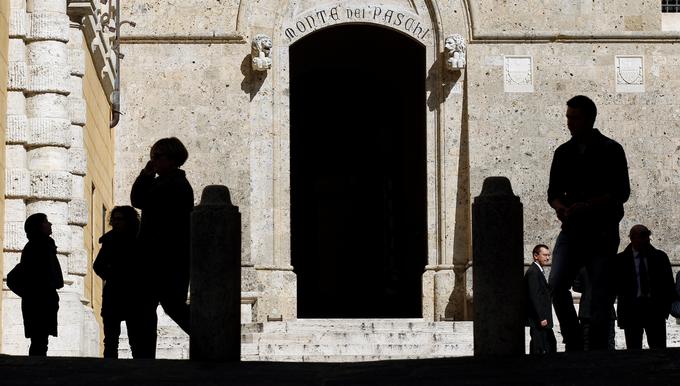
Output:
top-left (616, 225), bottom-right (674, 349)
top-left (525, 244), bottom-right (556, 354)
top-left (548, 95), bottom-right (630, 351)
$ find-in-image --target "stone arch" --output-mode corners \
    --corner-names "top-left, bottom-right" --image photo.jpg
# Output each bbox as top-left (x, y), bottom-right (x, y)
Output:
top-left (270, 0), bottom-right (445, 264)
top-left (282, 5), bottom-right (435, 46)
top-left (245, 0), bottom-right (472, 321)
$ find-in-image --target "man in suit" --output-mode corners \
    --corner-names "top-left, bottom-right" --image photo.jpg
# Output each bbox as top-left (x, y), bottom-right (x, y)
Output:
top-left (616, 224), bottom-right (675, 349)
top-left (525, 244), bottom-right (557, 354)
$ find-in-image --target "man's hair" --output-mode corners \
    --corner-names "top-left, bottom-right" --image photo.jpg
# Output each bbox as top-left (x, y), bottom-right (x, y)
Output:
top-left (532, 244), bottom-right (549, 256)
top-left (24, 212), bottom-right (47, 240)
top-left (629, 224), bottom-right (652, 238)
top-left (109, 205), bottom-right (140, 231)
top-left (567, 95), bottom-right (597, 126)
top-left (151, 137), bottom-right (189, 167)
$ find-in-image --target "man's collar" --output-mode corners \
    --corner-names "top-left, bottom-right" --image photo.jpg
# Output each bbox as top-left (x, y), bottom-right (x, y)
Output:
top-left (533, 261), bottom-right (544, 272)
top-left (568, 128), bottom-right (602, 145)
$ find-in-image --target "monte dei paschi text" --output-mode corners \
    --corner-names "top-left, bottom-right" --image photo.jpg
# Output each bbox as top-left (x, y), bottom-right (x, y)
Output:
top-left (285, 5), bottom-right (431, 42)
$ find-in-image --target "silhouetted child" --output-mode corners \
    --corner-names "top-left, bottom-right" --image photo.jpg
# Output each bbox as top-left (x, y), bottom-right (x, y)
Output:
top-left (131, 137), bottom-right (194, 357)
top-left (20, 213), bottom-right (64, 356)
top-left (93, 206), bottom-right (142, 358)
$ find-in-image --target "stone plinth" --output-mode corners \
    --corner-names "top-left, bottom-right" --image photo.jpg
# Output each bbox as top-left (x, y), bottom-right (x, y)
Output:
top-left (472, 177), bottom-right (524, 356)
top-left (190, 185), bottom-right (241, 362)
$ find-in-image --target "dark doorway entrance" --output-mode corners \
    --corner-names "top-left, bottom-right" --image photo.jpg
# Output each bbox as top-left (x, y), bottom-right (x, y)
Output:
top-left (290, 24), bottom-right (427, 318)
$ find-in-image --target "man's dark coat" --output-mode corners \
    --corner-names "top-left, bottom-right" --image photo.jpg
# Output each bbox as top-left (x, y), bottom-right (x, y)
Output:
top-left (20, 236), bottom-right (64, 338)
top-left (616, 244), bottom-right (675, 328)
top-left (94, 229), bottom-right (145, 319)
top-left (525, 263), bottom-right (554, 328)
top-left (130, 168), bottom-right (194, 291)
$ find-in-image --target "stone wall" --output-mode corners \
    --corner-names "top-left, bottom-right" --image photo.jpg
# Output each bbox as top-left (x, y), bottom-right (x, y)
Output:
top-left (81, 30), bottom-right (114, 349)
top-left (469, 1), bottom-right (661, 35)
top-left (1, 0), bottom-right (118, 356)
top-left (114, 42), bottom-right (251, 253)
top-left (0, 0), bottom-right (10, 350)
top-left (114, 1), bottom-right (680, 329)
top-left (467, 42), bottom-right (680, 264)
top-left (0, 0), bottom-right (674, 357)
top-left (121, 1), bottom-right (241, 36)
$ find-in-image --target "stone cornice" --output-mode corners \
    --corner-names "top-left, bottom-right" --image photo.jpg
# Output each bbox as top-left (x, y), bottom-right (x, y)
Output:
top-left (464, 0), bottom-right (680, 44)
top-left (66, 0), bottom-right (115, 103)
top-left (469, 31), bottom-right (680, 44)
top-left (66, 0), bottom-right (96, 19)
top-left (120, 33), bottom-right (246, 45)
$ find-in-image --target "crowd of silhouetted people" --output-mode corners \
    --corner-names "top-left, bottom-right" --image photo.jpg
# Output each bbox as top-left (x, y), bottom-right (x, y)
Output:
top-left (9, 95), bottom-right (680, 358)
top-left (9, 137), bottom-right (193, 358)
top-left (524, 95), bottom-right (679, 354)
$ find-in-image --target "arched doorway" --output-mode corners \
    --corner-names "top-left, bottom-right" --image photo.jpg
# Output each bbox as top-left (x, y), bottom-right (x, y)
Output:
top-left (290, 24), bottom-right (427, 318)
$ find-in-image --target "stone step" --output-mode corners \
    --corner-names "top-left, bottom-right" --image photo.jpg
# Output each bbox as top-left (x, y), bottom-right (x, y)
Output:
top-left (253, 343), bottom-right (472, 357)
top-left (261, 319), bottom-right (461, 334)
top-left (113, 318), bottom-right (680, 362)
top-left (245, 331), bottom-right (472, 345)
top-left (241, 354), bottom-right (454, 362)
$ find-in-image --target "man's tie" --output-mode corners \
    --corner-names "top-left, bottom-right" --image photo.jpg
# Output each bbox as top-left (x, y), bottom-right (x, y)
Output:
top-left (638, 255), bottom-right (650, 297)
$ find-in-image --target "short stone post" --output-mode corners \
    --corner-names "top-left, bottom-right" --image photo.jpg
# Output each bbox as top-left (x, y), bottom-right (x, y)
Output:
top-left (190, 185), bottom-right (241, 361)
top-left (472, 177), bottom-right (524, 356)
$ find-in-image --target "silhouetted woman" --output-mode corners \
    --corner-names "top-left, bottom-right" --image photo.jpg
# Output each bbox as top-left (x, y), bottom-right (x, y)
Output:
top-left (94, 205), bottom-right (143, 358)
top-left (20, 213), bottom-right (63, 356)
top-left (131, 137), bottom-right (194, 357)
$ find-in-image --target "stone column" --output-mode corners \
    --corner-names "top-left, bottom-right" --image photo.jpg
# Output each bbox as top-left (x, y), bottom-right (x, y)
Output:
top-left (190, 185), bottom-right (241, 362)
top-left (24, 0), bottom-right (80, 355)
top-left (2, 0), bottom-right (30, 353)
top-left (472, 176), bottom-right (524, 356)
top-left (1, 0), bottom-right (97, 355)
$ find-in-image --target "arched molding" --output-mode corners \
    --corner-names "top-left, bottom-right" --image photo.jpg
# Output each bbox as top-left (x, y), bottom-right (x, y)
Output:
top-left (268, 0), bottom-right (447, 269)
top-left (281, 4), bottom-right (435, 46)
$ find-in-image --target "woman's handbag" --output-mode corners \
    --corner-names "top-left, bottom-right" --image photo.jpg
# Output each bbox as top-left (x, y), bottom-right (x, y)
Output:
top-left (6, 262), bottom-right (27, 297)
top-left (671, 271), bottom-right (680, 318)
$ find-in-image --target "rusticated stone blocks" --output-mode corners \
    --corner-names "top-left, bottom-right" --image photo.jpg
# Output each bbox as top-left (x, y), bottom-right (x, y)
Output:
top-left (26, 40), bottom-right (70, 94)
top-left (4, 223), bottom-right (28, 252)
top-left (68, 248), bottom-right (88, 276)
top-left (68, 147), bottom-right (87, 175)
top-left (27, 12), bottom-right (70, 43)
top-left (68, 198), bottom-right (88, 225)
top-left (30, 170), bottom-right (73, 200)
top-left (5, 169), bottom-right (30, 198)
top-left (9, 9), bottom-right (26, 38)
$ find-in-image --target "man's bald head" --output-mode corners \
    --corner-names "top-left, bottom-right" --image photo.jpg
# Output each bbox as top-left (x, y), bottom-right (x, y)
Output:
top-left (629, 224), bottom-right (651, 251)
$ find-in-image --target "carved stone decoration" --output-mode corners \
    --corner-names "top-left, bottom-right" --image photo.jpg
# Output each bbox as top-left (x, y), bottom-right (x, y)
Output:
top-left (251, 34), bottom-right (273, 72)
top-left (445, 34), bottom-right (466, 71)
top-left (616, 55), bottom-right (644, 93)
top-left (504, 56), bottom-right (533, 93)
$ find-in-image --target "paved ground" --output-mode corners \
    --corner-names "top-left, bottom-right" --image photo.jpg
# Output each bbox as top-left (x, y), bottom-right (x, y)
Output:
top-left (2, 349), bottom-right (680, 385)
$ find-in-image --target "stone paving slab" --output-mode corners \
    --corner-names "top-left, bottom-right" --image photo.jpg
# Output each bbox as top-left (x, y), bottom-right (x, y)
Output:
top-left (3, 349), bottom-right (680, 386)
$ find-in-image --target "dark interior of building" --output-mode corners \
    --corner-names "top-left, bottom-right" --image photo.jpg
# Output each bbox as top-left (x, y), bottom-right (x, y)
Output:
top-left (290, 24), bottom-right (427, 318)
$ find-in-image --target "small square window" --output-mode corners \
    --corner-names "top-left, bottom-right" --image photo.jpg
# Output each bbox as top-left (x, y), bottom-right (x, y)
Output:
top-left (663, 0), bottom-right (680, 13)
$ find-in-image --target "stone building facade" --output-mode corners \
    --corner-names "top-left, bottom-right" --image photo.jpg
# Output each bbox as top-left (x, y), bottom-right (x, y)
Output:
top-left (1, 0), bottom-right (680, 357)
top-left (1, 0), bottom-right (115, 355)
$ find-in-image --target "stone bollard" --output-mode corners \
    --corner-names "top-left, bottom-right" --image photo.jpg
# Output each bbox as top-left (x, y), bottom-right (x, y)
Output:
top-left (190, 185), bottom-right (241, 361)
top-left (472, 177), bottom-right (524, 356)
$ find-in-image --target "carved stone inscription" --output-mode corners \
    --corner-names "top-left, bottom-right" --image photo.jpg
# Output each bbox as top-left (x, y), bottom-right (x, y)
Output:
top-left (284, 5), bottom-right (431, 43)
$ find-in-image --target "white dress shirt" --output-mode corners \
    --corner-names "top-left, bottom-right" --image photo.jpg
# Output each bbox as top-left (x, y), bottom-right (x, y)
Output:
top-left (632, 248), bottom-right (649, 298)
